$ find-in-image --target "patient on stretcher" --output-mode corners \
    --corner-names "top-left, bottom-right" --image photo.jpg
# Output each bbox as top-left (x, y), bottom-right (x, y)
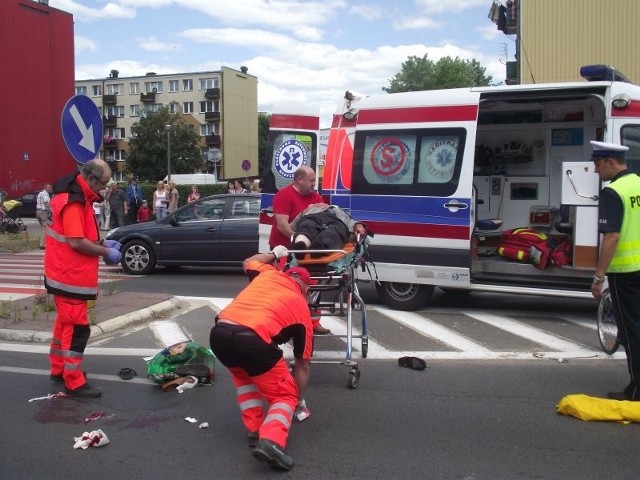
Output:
top-left (289, 204), bottom-right (368, 258)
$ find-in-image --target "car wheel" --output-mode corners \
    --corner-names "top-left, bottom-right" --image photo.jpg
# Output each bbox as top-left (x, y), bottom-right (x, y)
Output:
top-left (375, 282), bottom-right (434, 311)
top-left (121, 240), bottom-right (156, 275)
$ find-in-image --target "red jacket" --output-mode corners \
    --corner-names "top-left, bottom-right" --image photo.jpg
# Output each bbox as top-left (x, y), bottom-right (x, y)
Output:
top-left (44, 173), bottom-right (101, 300)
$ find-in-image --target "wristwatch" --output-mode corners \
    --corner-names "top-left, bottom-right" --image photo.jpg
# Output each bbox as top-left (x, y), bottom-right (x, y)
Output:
top-left (592, 275), bottom-right (605, 284)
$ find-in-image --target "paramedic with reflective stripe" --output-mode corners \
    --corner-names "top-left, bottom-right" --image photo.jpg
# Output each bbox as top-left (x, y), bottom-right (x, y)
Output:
top-left (44, 159), bottom-right (122, 399)
top-left (591, 140), bottom-right (640, 401)
top-left (209, 248), bottom-right (314, 471)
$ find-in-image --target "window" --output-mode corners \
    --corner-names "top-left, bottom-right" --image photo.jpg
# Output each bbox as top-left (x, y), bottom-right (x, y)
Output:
top-left (621, 125), bottom-right (640, 174)
top-left (75, 86), bottom-right (87, 95)
top-left (199, 78), bottom-right (219, 90)
top-left (169, 102), bottom-right (179, 114)
top-left (230, 198), bottom-right (260, 218)
top-left (106, 83), bottom-right (122, 95)
top-left (106, 105), bottom-right (125, 117)
top-left (201, 124), bottom-right (215, 136)
top-left (107, 128), bottom-right (125, 139)
top-left (199, 101), bottom-right (215, 113)
top-left (144, 81), bottom-right (163, 93)
top-left (169, 80), bottom-right (179, 92)
top-left (351, 128), bottom-right (467, 197)
top-left (130, 82), bottom-right (139, 94)
top-left (183, 79), bottom-right (193, 91)
top-left (176, 197), bottom-right (226, 222)
top-left (92, 85), bottom-right (102, 96)
top-left (129, 104), bottom-right (140, 117)
top-left (105, 150), bottom-right (126, 161)
top-left (147, 103), bottom-right (163, 113)
top-left (183, 102), bottom-right (193, 114)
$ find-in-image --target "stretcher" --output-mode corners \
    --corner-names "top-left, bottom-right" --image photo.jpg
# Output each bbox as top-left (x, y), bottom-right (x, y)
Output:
top-left (288, 237), bottom-right (371, 389)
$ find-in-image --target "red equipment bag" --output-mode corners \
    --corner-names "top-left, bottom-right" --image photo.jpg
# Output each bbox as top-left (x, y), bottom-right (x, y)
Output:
top-left (498, 228), bottom-right (547, 262)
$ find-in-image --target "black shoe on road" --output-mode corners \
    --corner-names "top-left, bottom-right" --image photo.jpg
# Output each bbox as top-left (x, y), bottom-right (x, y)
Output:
top-left (65, 383), bottom-right (102, 398)
top-left (252, 439), bottom-right (294, 471)
top-left (248, 432), bottom-right (259, 448)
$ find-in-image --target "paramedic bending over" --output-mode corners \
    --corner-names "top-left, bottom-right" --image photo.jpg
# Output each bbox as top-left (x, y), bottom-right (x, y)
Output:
top-left (209, 247), bottom-right (314, 471)
top-left (268, 166), bottom-right (324, 249)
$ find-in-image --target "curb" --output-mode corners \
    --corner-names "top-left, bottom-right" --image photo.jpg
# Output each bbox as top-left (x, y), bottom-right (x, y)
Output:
top-left (0, 297), bottom-right (181, 344)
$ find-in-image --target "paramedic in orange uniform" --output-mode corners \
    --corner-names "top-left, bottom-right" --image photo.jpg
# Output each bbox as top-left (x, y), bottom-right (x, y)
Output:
top-left (44, 160), bottom-right (122, 398)
top-left (209, 246), bottom-right (314, 471)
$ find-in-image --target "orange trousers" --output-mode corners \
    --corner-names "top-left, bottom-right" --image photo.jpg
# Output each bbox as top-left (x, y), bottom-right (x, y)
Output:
top-left (229, 358), bottom-right (297, 448)
top-left (49, 296), bottom-right (91, 390)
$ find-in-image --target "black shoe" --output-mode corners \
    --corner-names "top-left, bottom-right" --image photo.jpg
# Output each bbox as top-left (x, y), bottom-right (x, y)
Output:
top-left (248, 432), bottom-right (259, 448)
top-left (50, 371), bottom-right (88, 383)
top-left (252, 439), bottom-right (294, 471)
top-left (65, 383), bottom-right (102, 398)
top-left (398, 356), bottom-right (427, 371)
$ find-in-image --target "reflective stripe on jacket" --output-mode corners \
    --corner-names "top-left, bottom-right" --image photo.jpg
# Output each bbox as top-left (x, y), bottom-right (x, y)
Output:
top-left (607, 173), bottom-right (640, 273)
top-left (44, 174), bottom-right (100, 299)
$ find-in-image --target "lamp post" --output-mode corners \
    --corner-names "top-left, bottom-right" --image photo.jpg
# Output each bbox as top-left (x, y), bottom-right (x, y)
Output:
top-left (165, 124), bottom-right (171, 181)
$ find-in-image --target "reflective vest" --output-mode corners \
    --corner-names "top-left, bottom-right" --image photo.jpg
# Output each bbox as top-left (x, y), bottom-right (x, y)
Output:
top-left (44, 174), bottom-right (101, 299)
top-left (606, 173), bottom-right (640, 273)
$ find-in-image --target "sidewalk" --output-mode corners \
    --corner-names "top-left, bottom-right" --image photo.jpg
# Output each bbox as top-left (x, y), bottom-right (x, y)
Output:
top-left (0, 290), bottom-right (181, 343)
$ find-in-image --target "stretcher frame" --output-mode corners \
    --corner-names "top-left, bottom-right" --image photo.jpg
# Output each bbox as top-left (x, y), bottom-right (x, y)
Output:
top-left (288, 240), bottom-right (369, 389)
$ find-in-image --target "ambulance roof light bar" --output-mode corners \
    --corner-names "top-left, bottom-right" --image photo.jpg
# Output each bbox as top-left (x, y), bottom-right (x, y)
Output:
top-left (580, 65), bottom-right (632, 84)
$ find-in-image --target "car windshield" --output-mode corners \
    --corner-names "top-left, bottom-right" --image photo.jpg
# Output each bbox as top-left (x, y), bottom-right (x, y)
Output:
top-left (174, 197), bottom-right (226, 222)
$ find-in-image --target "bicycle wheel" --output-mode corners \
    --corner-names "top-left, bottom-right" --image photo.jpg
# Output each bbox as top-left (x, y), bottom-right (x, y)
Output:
top-left (597, 289), bottom-right (619, 355)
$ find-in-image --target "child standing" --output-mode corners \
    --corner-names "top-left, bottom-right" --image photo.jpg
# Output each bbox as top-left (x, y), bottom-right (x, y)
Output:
top-left (137, 200), bottom-right (150, 223)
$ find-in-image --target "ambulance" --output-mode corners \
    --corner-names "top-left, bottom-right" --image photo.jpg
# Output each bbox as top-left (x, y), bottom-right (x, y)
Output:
top-left (259, 65), bottom-right (640, 312)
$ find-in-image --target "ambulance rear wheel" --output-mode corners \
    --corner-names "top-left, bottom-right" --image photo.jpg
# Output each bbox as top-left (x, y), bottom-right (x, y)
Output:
top-left (376, 282), bottom-right (433, 311)
top-left (597, 289), bottom-right (619, 355)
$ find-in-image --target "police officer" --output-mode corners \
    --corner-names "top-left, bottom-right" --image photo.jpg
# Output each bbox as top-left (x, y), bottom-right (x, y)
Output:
top-left (209, 246), bottom-right (314, 471)
top-left (591, 140), bottom-right (640, 401)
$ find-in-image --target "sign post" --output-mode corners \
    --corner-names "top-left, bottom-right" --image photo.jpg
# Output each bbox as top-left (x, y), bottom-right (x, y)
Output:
top-left (61, 95), bottom-right (103, 165)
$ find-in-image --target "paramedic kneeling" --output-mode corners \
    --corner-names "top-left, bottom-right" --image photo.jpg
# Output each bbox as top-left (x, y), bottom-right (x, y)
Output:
top-left (591, 140), bottom-right (640, 401)
top-left (209, 246), bottom-right (314, 471)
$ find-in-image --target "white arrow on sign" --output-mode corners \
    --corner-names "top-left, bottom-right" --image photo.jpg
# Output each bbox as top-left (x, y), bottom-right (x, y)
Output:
top-left (69, 104), bottom-right (95, 153)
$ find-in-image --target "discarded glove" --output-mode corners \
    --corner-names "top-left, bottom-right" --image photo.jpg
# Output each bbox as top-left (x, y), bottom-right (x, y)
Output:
top-left (73, 429), bottom-right (110, 449)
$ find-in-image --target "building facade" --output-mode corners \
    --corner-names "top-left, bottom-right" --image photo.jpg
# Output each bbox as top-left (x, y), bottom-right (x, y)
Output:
top-left (0, 0), bottom-right (76, 198)
top-left (75, 67), bottom-right (258, 182)
top-left (496, 0), bottom-right (640, 86)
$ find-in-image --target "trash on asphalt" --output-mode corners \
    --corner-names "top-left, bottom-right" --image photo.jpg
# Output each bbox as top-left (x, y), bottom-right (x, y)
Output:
top-left (198, 422), bottom-right (209, 429)
top-left (73, 429), bottom-right (110, 449)
top-left (184, 417), bottom-right (197, 423)
top-left (84, 412), bottom-right (108, 424)
top-left (28, 392), bottom-right (67, 403)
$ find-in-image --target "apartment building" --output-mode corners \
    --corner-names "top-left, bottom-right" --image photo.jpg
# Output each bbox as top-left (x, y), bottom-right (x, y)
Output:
top-left (75, 67), bottom-right (258, 181)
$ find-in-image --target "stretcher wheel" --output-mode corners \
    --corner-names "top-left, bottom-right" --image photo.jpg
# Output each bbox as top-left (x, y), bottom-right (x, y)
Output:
top-left (347, 368), bottom-right (360, 389)
top-left (597, 289), bottom-right (619, 355)
top-left (361, 338), bottom-right (368, 358)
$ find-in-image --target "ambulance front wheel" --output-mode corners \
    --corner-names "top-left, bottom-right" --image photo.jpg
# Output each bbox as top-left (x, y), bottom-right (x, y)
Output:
top-left (376, 282), bottom-right (434, 311)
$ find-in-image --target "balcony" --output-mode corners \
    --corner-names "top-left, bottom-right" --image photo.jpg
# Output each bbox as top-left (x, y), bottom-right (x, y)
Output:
top-left (205, 111), bottom-right (221, 122)
top-left (206, 134), bottom-right (221, 146)
top-left (103, 115), bottom-right (117, 127)
top-left (205, 87), bottom-right (220, 99)
top-left (103, 135), bottom-right (117, 147)
top-left (102, 94), bottom-right (117, 105)
top-left (140, 91), bottom-right (156, 102)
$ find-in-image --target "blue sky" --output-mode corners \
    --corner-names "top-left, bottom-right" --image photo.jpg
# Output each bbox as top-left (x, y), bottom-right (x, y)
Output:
top-left (49, 0), bottom-right (513, 126)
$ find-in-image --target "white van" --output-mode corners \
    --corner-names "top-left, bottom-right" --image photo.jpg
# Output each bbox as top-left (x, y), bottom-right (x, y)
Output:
top-left (163, 173), bottom-right (220, 185)
top-left (259, 65), bottom-right (640, 311)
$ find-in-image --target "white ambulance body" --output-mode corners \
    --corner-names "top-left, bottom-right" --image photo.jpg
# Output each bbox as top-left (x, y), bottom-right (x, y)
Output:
top-left (259, 66), bottom-right (640, 310)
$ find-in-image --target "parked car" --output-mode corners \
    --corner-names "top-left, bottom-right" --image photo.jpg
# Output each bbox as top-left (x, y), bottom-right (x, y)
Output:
top-left (12, 190), bottom-right (40, 217)
top-left (106, 194), bottom-right (260, 275)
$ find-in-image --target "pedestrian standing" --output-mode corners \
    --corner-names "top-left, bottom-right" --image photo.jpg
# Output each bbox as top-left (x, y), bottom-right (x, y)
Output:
top-left (108, 182), bottom-right (127, 228)
top-left (590, 140), bottom-right (640, 401)
top-left (137, 200), bottom-right (150, 222)
top-left (44, 159), bottom-right (122, 398)
top-left (35, 183), bottom-right (52, 249)
top-left (125, 175), bottom-right (143, 224)
top-left (167, 181), bottom-right (179, 214)
top-left (209, 247), bottom-right (314, 471)
top-left (187, 185), bottom-right (200, 203)
top-left (102, 185), bottom-right (112, 230)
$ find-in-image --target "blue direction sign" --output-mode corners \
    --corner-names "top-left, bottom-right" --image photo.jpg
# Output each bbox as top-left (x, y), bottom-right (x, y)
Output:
top-left (61, 95), bottom-right (103, 164)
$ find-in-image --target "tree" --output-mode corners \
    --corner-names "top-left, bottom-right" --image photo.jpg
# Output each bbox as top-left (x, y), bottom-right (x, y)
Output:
top-left (126, 107), bottom-right (203, 182)
top-left (383, 54), bottom-right (493, 93)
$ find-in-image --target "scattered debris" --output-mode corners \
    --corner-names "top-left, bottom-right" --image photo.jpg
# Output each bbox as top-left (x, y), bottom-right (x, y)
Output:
top-left (28, 392), bottom-right (67, 403)
top-left (73, 429), bottom-right (110, 449)
top-left (184, 417), bottom-right (197, 423)
top-left (84, 412), bottom-right (108, 424)
top-left (198, 422), bottom-right (209, 429)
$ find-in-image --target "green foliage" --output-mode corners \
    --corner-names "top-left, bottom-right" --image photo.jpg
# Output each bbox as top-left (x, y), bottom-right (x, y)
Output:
top-left (126, 107), bottom-right (204, 182)
top-left (383, 54), bottom-right (493, 93)
top-left (258, 113), bottom-right (270, 167)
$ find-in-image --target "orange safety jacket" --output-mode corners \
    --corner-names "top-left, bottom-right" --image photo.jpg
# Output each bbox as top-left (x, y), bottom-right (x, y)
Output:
top-left (44, 173), bottom-right (101, 300)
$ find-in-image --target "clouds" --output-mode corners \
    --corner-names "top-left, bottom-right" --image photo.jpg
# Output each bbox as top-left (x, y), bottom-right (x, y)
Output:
top-left (51, 0), bottom-right (508, 126)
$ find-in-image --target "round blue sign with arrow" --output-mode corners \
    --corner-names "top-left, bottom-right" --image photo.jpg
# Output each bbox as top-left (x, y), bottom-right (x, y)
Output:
top-left (60, 95), bottom-right (103, 164)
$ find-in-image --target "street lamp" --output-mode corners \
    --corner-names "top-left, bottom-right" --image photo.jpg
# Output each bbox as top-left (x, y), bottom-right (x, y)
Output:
top-left (165, 124), bottom-right (171, 181)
